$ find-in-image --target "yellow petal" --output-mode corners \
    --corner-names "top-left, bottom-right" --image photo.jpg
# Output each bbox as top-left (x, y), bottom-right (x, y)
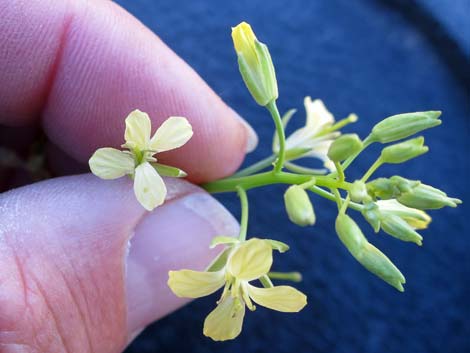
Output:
top-left (247, 284), bottom-right (307, 312)
top-left (203, 296), bottom-right (245, 341)
top-left (377, 199), bottom-right (431, 229)
top-left (168, 269), bottom-right (225, 298)
top-left (133, 162), bottom-right (166, 211)
top-left (304, 97), bottom-right (335, 131)
top-left (226, 238), bottom-right (272, 281)
top-left (88, 148), bottom-right (135, 179)
top-left (124, 110), bottom-right (152, 150)
top-left (149, 116), bottom-right (193, 153)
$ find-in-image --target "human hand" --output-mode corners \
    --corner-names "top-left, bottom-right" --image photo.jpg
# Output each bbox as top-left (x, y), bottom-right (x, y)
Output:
top-left (0, 1), bottom-right (257, 352)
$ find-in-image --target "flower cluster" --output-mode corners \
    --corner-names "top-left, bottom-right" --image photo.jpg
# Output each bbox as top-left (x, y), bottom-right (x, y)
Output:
top-left (87, 21), bottom-right (461, 342)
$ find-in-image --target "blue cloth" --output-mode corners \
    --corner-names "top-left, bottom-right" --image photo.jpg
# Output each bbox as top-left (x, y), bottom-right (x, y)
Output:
top-left (119, 0), bottom-right (470, 352)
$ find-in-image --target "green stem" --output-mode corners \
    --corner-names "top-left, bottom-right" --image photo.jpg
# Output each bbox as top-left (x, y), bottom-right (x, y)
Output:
top-left (335, 161), bottom-right (345, 182)
top-left (332, 188), bottom-right (343, 211)
top-left (203, 171), bottom-right (350, 193)
top-left (232, 154), bottom-right (276, 178)
top-left (266, 100), bottom-right (286, 173)
top-left (309, 185), bottom-right (363, 211)
top-left (237, 186), bottom-right (249, 241)
top-left (361, 157), bottom-right (383, 182)
top-left (284, 162), bottom-right (327, 175)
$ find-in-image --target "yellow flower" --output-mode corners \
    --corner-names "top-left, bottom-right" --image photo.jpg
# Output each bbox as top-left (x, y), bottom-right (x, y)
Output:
top-left (89, 110), bottom-right (193, 211)
top-left (274, 97), bottom-right (345, 172)
top-left (168, 238), bottom-right (307, 341)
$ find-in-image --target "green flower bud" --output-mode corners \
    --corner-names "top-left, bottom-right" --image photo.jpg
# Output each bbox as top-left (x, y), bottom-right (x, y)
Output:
top-left (335, 214), bottom-right (406, 291)
top-left (350, 180), bottom-right (368, 203)
top-left (335, 213), bottom-right (367, 254)
top-left (380, 137), bottom-right (428, 164)
top-left (284, 185), bottom-right (316, 226)
top-left (232, 22), bottom-right (278, 106)
top-left (327, 134), bottom-right (363, 162)
top-left (367, 176), bottom-right (420, 200)
top-left (389, 176), bottom-right (420, 193)
top-left (370, 111), bottom-right (442, 143)
top-left (397, 183), bottom-right (462, 210)
top-left (380, 214), bottom-right (423, 246)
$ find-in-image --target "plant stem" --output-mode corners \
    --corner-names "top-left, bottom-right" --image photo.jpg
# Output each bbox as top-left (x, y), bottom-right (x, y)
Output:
top-left (361, 157), bottom-right (383, 182)
top-left (266, 100), bottom-right (286, 173)
top-left (308, 185), bottom-right (363, 211)
top-left (232, 154), bottom-right (277, 177)
top-left (237, 186), bottom-right (249, 241)
top-left (203, 171), bottom-right (350, 193)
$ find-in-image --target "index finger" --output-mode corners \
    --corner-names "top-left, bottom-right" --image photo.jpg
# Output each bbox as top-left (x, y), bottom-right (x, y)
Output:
top-left (0, 0), bottom-right (256, 182)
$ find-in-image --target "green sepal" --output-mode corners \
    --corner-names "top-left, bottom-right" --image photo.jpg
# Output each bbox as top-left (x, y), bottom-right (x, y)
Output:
top-left (205, 248), bottom-right (231, 272)
top-left (380, 214), bottom-right (423, 246)
top-left (266, 239), bottom-right (290, 253)
top-left (209, 236), bottom-right (239, 249)
top-left (152, 163), bottom-right (187, 178)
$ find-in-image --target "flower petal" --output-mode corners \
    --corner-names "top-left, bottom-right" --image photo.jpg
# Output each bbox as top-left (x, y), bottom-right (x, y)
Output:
top-left (88, 148), bottom-right (135, 179)
top-left (133, 162), bottom-right (167, 211)
top-left (124, 110), bottom-right (152, 150)
top-left (226, 238), bottom-right (272, 281)
top-left (149, 116), bottom-right (193, 153)
top-left (305, 140), bottom-right (336, 172)
top-left (168, 269), bottom-right (225, 298)
top-left (203, 296), bottom-right (245, 341)
top-left (247, 284), bottom-right (307, 312)
top-left (304, 97), bottom-right (335, 131)
top-left (377, 199), bottom-right (431, 229)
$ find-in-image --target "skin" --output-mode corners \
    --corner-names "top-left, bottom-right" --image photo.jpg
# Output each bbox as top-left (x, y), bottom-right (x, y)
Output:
top-left (0, 0), bottom-right (253, 352)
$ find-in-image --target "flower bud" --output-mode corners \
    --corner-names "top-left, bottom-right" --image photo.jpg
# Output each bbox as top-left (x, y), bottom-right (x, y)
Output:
top-left (327, 134), bottom-right (363, 162)
top-left (380, 214), bottom-right (423, 246)
top-left (397, 183), bottom-right (462, 210)
top-left (284, 185), bottom-right (316, 226)
top-left (367, 176), bottom-right (420, 200)
top-left (349, 180), bottom-right (368, 203)
top-left (232, 22), bottom-right (278, 106)
top-left (335, 214), bottom-right (405, 291)
top-left (370, 111), bottom-right (441, 143)
top-left (380, 137), bottom-right (428, 164)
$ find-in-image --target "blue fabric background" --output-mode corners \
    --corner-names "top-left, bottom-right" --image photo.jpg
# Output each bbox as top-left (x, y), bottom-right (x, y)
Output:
top-left (117, 1), bottom-right (470, 352)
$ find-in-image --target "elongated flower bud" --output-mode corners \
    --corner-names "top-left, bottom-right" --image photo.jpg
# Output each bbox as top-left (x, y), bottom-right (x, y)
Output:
top-left (397, 184), bottom-right (462, 210)
top-left (380, 137), bottom-right (428, 164)
top-left (284, 185), bottom-right (316, 226)
top-left (232, 22), bottom-right (278, 106)
top-left (327, 134), bottom-right (363, 162)
top-left (367, 176), bottom-right (420, 200)
top-left (380, 214), bottom-right (423, 246)
top-left (370, 111), bottom-right (441, 143)
top-left (335, 214), bottom-right (405, 291)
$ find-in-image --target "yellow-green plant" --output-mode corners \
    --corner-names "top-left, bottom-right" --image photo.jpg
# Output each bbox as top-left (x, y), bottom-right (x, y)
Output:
top-left (89, 21), bottom-right (461, 341)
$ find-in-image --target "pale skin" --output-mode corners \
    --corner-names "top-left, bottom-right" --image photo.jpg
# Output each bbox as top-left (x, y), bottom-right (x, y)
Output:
top-left (0, 0), bottom-right (256, 352)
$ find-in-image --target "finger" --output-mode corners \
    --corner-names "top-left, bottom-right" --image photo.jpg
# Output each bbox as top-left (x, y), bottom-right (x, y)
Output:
top-left (0, 175), bottom-right (238, 352)
top-left (0, 0), bottom-right (257, 183)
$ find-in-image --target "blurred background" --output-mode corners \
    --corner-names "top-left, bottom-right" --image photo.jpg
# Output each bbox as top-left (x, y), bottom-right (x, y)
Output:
top-left (115, 0), bottom-right (470, 352)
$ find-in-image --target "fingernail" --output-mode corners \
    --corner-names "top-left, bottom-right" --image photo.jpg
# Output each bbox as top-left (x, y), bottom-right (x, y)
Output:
top-left (125, 192), bottom-right (238, 339)
top-left (232, 108), bottom-right (258, 153)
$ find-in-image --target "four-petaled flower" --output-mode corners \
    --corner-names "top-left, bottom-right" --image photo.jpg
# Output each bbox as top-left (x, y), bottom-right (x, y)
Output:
top-left (274, 97), bottom-right (344, 172)
top-left (89, 110), bottom-right (193, 211)
top-left (168, 238), bottom-right (307, 341)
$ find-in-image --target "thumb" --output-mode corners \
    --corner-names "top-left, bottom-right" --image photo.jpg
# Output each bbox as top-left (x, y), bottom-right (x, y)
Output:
top-left (0, 175), bottom-right (238, 352)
